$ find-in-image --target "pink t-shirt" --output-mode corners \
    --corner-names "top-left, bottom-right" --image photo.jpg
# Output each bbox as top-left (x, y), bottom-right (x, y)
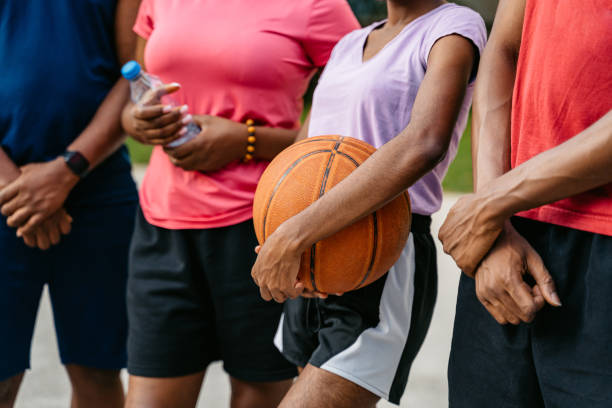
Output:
top-left (134, 0), bottom-right (359, 229)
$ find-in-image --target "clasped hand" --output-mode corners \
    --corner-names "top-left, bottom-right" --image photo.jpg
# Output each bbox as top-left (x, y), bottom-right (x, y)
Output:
top-left (0, 159), bottom-right (76, 249)
top-left (439, 194), bottom-right (561, 325)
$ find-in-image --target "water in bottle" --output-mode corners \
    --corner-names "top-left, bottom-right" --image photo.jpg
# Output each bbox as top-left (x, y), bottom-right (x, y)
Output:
top-left (121, 61), bottom-right (199, 147)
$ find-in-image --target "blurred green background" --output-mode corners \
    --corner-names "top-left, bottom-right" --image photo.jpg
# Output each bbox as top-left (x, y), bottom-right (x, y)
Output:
top-left (126, 1), bottom-right (498, 193)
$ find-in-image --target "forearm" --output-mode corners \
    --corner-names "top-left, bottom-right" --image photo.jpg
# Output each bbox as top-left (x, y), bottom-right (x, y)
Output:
top-left (472, 54), bottom-right (515, 189)
top-left (481, 110), bottom-right (612, 218)
top-left (472, 0), bottom-right (524, 190)
top-left (0, 148), bottom-right (20, 188)
top-left (282, 127), bottom-right (446, 252)
top-left (68, 0), bottom-right (138, 168)
top-left (68, 79), bottom-right (131, 168)
top-left (252, 126), bottom-right (298, 161)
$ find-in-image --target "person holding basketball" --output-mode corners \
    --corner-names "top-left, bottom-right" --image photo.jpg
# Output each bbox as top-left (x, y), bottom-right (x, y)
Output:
top-left (437, 0), bottom-right (612, 406)
top-left (251, 0), bottom-right (486, 406)
top-left (120, 1), bottom-right (359, 407)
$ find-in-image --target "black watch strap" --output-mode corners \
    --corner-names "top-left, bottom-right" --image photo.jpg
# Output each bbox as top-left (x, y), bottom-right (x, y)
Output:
top-left (62, 151), bottom-right (90, 177)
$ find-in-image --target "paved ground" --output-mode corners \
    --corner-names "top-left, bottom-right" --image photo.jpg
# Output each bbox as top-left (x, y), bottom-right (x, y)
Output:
top-left (15, 165), bottom-right (462, 407)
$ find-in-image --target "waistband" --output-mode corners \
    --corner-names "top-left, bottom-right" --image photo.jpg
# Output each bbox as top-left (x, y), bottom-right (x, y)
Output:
top-left (411, 214), bottom-right (432, 234)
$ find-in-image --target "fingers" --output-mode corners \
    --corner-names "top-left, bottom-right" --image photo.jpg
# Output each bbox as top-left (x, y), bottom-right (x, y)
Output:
top-left (270, 288), bottom-right (288, 303)
top-left (525, 247), bottom-right (562, 307)
top-left (58, 213), bottom-right (72, 235)
top-left (133, 105), bottom-right (185, 127)
top-left (164, 128), bottom-right (200, 159)
top-left (479, 297), bottom-right (509, 325)
top-left (21, 233), bottom-right (37, 248)
top-left (259, 286), bottom-right (272, 302)
top-left (44, 220), bottom-right (61, 246)
top-left (34, 228), bottom-right (51, 251)
top-left (0, 196), bottom-right (22, 217)
top-left (16, 213), bottom-right (45, 235)
top-left (476, 272), bottom-right (521, 325)
top-left (505, 277), bottom-right (540, 322)
top-left (0, 183), bottom-right (18, 206)
top-left (139, 83), bottom-right (181, 106)
top-left (145, 121), bottom-right (186, 145)
top-left (132, 104), bottom-right (172, 120)
top-left (6, 207), bottom-right (32, 228)
top-left (168, 154), bottom-right (197, 171)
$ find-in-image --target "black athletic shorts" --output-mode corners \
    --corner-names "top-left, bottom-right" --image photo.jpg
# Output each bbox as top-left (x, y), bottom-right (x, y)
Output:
top-left (127, 207), bottom-right (297, 381)
top-left (449, 216), bottom-right (612, 407)
top-left (276, 215), bottom-right (437, 405)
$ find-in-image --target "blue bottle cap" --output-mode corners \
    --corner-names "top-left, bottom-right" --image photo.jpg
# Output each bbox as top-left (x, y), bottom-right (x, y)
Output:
top-left (121, 61), bottom-right (141, 80)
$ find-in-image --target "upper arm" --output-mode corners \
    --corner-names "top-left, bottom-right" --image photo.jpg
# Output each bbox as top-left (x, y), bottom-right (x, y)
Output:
top-left (115, 0), bottom-right (142, 65)
top-left (135, 36), bottom-right (147, 68)
top-left (487, 0), bottom-right (526, 62)
top-left (406, 35), bottom-right (476, 156)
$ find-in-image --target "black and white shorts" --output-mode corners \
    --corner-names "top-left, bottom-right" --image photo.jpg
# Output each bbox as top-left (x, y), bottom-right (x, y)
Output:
top-left (275, 214), bottom-right (437, 405)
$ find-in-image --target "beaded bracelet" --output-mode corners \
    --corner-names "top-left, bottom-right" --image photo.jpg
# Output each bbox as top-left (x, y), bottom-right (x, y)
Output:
top-left (244, 119), bottom-right (256, 162)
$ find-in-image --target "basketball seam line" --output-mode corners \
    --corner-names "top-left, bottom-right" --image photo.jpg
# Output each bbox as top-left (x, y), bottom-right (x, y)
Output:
top-left (262, 149), bottom-right (333, 239)
top-left (310, 139), bottom-right (342, 292)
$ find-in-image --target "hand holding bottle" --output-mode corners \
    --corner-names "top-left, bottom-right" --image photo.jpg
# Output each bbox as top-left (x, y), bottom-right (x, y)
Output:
top-left (121, 61), bottom-right (199, 147)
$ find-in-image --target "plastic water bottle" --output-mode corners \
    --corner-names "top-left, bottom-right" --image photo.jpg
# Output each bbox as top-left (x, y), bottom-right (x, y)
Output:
top-left (121, 61), bottom-right (199, 147)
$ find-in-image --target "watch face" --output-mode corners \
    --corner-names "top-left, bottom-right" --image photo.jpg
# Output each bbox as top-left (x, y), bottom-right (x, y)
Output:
top-left (64, 151), bottom-right (89, 176)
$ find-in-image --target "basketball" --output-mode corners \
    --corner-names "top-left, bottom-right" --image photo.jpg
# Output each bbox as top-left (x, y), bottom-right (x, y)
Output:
top-left (253, 135), bottom-right (411, 294)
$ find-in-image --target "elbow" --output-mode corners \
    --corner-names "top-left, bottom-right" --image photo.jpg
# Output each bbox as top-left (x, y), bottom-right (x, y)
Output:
top-left (417, 135), bottom-right (451, 171)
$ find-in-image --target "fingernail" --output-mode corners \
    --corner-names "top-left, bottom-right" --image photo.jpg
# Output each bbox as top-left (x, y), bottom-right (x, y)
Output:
top-left (551, 292), bottom-right (562, 306)
top-left (170, 82), bottom-right (181, 88)
top-left (178, 127), bottom-right (187, 136)
top-left (182, 114), bottom-right (192, 124)
top-left (162, 105), bottom-right (172, 113)
top-left (180, 105), bottom-right (188, 114)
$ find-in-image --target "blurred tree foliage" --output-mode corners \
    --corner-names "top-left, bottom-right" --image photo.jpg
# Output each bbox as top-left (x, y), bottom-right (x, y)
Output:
top-left (347, 0), bottom-right (387, 25)
top-left (347, 0), bottom-right (497, 28)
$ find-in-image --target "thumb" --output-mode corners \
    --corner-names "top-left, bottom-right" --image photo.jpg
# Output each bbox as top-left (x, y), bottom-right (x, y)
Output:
top-left (254, 245), bottom-right (261, 254)
top-left (525, 246), bottom-right (561, 307)
top-left (141, 83), bottom-right (181, 105)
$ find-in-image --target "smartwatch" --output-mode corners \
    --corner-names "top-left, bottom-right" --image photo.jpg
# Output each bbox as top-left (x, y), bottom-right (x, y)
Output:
top-left (62, 151), bottom-right (90, 177)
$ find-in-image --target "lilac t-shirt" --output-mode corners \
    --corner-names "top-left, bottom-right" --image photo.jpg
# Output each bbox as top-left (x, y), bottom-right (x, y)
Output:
top-left (308, 3), bottom-right (486, 216)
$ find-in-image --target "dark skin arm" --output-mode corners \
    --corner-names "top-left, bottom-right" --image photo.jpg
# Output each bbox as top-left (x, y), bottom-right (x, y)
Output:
top-left (121, 37), bottom-right (299, 173)
top-left (438, 0), bottom-right (612, 325)
top-left (251, 34), bottom-right (476, 302)
top-left (441, 0), bottom-right (558, 325)
top-left (0, 0), bottom-right (142, 239)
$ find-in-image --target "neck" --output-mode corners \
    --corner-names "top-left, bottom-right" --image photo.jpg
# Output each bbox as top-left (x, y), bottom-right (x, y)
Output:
top-left (385, 0), bottom-right (444, 26)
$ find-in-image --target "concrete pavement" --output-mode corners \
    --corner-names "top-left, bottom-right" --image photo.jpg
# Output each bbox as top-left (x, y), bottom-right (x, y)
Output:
top-left (15, 165), bottom-right (462, 407)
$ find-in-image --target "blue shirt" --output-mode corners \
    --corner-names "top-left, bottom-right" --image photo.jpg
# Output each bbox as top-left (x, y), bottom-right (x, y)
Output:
top-left (0, 0), bottom-right (137, 206)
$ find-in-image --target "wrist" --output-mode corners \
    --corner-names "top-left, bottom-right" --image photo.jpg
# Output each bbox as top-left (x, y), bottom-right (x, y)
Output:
top-left (51, 157), bottom-right (80, 189)
top-left (275, 214), bottom-right (313, 255)
top-left (477, 179), bottom-right (518, 222)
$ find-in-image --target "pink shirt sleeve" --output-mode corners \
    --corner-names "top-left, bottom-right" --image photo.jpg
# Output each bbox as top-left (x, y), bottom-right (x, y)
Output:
top-left (133, 0), bottom-right (155, 39)
top-left (303, 0), bottom-right (360, 67)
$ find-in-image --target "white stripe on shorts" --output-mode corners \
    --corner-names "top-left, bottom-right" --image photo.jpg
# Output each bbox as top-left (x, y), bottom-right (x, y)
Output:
top-left (319, 234), bottom-right (416, 400)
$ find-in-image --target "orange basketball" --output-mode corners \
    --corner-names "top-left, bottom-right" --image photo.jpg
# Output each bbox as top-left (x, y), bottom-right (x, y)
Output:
top-left (253, 135), bottom-right (411, 294)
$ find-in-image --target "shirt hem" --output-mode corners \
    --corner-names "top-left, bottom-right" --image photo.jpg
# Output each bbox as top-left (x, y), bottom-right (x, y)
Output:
top-left (516, 205), bottom-right (612, 237)
top-left (140, 206), bottom-right (254, 230)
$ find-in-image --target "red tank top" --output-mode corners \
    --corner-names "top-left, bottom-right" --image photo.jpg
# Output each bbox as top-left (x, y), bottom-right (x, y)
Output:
top-left (511, 0), bottom-right (612, 236)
